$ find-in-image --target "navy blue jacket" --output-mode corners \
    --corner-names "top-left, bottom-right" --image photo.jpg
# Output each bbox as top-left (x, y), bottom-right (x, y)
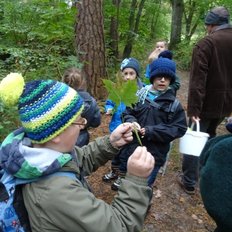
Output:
top-left (123, 89), bottom-right (187, 166)
top-left (76, 90), bottom-right (101, 146)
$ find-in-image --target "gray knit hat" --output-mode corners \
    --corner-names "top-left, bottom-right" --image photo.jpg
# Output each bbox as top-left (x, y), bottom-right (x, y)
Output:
top-left (205, 6), bottom-right (230, 25)
top-left (120, 58), bottom-right (140, 77)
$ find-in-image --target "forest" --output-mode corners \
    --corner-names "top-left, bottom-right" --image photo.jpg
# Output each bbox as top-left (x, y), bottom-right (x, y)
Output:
top-left (0, 0), bottom-right (231, 138)
top-left (0, 1), bottom-right (231, 231)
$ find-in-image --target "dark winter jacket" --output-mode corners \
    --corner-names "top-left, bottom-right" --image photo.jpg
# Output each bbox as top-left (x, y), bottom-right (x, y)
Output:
top-left (200, 134), bottom-right (232, 232)
top-left (77, 90), bottom-right (101, 146)
top-left (188, 24), bottom-right (232, 119)
top-left (123, 89), bottom-right (187, 166)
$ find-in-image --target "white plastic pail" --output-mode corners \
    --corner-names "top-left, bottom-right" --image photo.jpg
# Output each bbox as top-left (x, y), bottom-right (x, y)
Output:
top-left (179, 120), bottom-right (209, 156)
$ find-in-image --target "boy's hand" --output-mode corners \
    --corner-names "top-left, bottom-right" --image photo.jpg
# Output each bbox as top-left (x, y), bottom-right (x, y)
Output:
top-left (127, 146), bottom-right (154, 178)
top-left (140, 128), bottom-right (146, 136)
top-left (110, 123), bottom-right (133, 148)
top-left (105, 109), bottom-right (112, 115)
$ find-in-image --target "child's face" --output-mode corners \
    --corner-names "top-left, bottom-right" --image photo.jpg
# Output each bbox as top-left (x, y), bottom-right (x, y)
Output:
top-left (155, 42), bottom-right (167, 52)
top-left (55, 116), bottom-right (87, 152)
top-left (121, 68), bottom-right (137, 81)
top-left (152, 76), bottom-right (171, 91)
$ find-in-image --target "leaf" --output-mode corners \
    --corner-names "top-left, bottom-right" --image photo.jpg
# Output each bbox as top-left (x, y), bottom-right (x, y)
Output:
top-left (102, 78), bottom-right (138, 109)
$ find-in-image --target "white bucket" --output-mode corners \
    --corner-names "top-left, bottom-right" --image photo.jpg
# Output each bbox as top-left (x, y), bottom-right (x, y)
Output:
top-left (179, 120), bottom-right (209, 156)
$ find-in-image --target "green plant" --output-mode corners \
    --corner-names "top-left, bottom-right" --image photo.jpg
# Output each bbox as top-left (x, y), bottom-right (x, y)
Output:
top-left (0, 0), bottom-right (81, 80)
top-left (102, 77), bottom-right (143, 145)
top-left (0, 102), bottom-right (19, 141)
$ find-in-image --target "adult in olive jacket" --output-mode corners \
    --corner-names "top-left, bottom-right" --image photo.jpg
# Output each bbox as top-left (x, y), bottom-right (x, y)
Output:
top-left (178, 6), bottom-right (232, 195)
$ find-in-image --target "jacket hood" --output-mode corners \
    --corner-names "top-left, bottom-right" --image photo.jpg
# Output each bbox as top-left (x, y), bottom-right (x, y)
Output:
top-left (0, 128), bottom-right (72, 179)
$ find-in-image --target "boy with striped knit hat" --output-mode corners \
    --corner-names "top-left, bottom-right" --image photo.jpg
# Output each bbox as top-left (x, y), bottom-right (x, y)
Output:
top-left (0, 73), bottom-right (154, 232)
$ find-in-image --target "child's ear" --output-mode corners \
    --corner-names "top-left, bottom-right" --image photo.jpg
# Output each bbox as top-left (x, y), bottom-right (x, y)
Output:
top-left (51, 135), bottom-right (61, 144)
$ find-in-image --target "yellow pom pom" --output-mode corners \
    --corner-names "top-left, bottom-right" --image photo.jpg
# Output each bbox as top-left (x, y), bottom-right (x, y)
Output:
top-left (0, 73), bottom-right (25, 107)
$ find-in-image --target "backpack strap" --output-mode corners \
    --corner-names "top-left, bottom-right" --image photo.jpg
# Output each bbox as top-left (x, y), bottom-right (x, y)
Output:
top-left (167, 99), bottom-right (180, 121)
top-left (169, 98), bottom-right (180, 113)
top-left (145, 97), bottom-right (180, 122)
top-left (145, 97), bottom-right (162, 109)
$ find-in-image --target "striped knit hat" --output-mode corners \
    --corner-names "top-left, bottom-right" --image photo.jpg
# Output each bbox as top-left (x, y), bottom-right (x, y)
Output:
top-left (0, 73), bottom-right (84, 143)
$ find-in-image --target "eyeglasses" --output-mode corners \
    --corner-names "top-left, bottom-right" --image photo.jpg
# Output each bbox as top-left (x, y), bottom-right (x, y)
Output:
top-left (72, 118), bottom-right (87, 126)
top-left (155, 76), bottom-right (171, 81)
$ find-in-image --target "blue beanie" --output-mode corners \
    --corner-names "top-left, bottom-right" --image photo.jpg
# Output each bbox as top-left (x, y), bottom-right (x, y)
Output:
top-left (120, 58), bottom-right (140, 77)
top-left (158, 50), bottom-right (173, 60)
top-left (204, 6), bottom-right (230, 25)
top-left (149, 57), bottom-right (176, 84)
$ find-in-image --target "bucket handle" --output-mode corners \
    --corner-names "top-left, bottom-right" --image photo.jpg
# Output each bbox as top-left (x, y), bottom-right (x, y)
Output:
top-left (190, 120), bottom-right (200, 132)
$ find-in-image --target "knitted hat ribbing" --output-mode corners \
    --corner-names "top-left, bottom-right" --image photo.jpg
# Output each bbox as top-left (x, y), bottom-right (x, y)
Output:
top-left (149, 57), bottom-right (176, 84)
top-left (120, 58), bottom-right (140, 77)
top-left (204, 6), bottom-right (230, 25)
top-left (0, 73), bottom-right (84, 143)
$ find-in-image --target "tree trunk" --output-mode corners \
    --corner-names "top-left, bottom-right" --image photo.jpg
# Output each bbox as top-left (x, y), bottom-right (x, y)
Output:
top-left (75, 0), bottom-right (107, 99)
top-left (149, 0), bottom-right (161, 39)
top-left (169, 0), bottom-right (184, 49)
top-left (183, 1), bottom-right (205, 42)
top-left (122, 0), bottom-right (137, 58)
top-left (123, 0), bottom-right (146, 58)
top-left (109, 0), bottom-right (121, 63)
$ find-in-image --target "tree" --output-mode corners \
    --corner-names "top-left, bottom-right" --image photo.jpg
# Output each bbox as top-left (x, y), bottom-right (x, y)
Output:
top-left (123, 0), bottom-right (146, 58)
top-left (169, 0), bottom-right (184, 49)
top-left (75, 0), bottom-right (107, 99)
top-left (108, 0), bottom-right (121, 62)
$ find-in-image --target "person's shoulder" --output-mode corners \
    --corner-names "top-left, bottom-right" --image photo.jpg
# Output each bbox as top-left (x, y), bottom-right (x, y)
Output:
top-left (78, 90), bottom-right (91, 99)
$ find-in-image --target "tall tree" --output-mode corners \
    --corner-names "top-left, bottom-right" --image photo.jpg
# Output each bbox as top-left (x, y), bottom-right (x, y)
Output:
top-left (169, 0), bottom-right (184, 49)
top-left (182, 0), bottom-right (210, 42)
top-left (123, 0), bottom-right (146, 58)
top-left (109, 0), bottom-right (121, 62)
top-left (75, 0), bottom-right (107, 99)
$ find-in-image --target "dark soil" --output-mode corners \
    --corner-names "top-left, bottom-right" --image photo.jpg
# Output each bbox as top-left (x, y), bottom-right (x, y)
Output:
top-left (87, 70), bottom-right (228, 232)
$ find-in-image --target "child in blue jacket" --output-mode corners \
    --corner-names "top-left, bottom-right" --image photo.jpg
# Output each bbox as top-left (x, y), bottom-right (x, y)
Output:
top-left (102, 58), bottom-right (143, 189)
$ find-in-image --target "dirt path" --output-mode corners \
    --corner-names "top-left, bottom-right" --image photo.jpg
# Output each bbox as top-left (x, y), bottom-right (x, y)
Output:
top-left (88, 70), bottom-right (228, 232)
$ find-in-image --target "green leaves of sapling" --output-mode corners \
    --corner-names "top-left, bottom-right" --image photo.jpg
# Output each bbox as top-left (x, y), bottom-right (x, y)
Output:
top-left (102, 78), bottom-right (138, 109)
top-left (102, 77), bottom-right (142, 146)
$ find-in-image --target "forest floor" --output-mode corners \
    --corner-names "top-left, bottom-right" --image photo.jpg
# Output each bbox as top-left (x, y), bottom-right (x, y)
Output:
top-left (87, 70), bottom-right (228, 232)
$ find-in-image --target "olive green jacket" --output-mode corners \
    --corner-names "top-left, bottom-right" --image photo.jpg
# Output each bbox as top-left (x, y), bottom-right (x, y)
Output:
top-left (22, 136), bottom-right (152, 232)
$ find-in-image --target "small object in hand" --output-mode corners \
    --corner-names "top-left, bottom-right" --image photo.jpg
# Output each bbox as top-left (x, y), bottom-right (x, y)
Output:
top-left (132, 122), bottom-right (141, 131)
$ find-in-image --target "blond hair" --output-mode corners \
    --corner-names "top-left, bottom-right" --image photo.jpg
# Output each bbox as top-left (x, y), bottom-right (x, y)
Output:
top-left (148, 40), bottom-right (169, 63)
top-left (62, 67), bottom-right (86, 90)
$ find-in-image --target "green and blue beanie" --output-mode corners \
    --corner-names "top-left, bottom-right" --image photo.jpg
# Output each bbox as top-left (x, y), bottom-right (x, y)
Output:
top-left (0, 73), bottom-right (84, 143)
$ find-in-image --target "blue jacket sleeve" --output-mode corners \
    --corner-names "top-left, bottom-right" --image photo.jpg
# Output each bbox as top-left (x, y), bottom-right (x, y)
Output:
top-left (105, 99), bottom-right (115, 112)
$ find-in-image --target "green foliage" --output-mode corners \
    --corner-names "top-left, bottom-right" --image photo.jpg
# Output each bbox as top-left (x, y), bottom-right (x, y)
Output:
top-left (0, 102), bottom-right (19, 142)
top-left (0, 0), bottom-right (80, 80)
top-left (174, 41), bottom-right (194, 71)
top-left (103, 0), bottom-right (171, 62)
top-left (0, 0), bottom-right (81, 139)
top-left (102, 78), bottom-right (138, 110)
